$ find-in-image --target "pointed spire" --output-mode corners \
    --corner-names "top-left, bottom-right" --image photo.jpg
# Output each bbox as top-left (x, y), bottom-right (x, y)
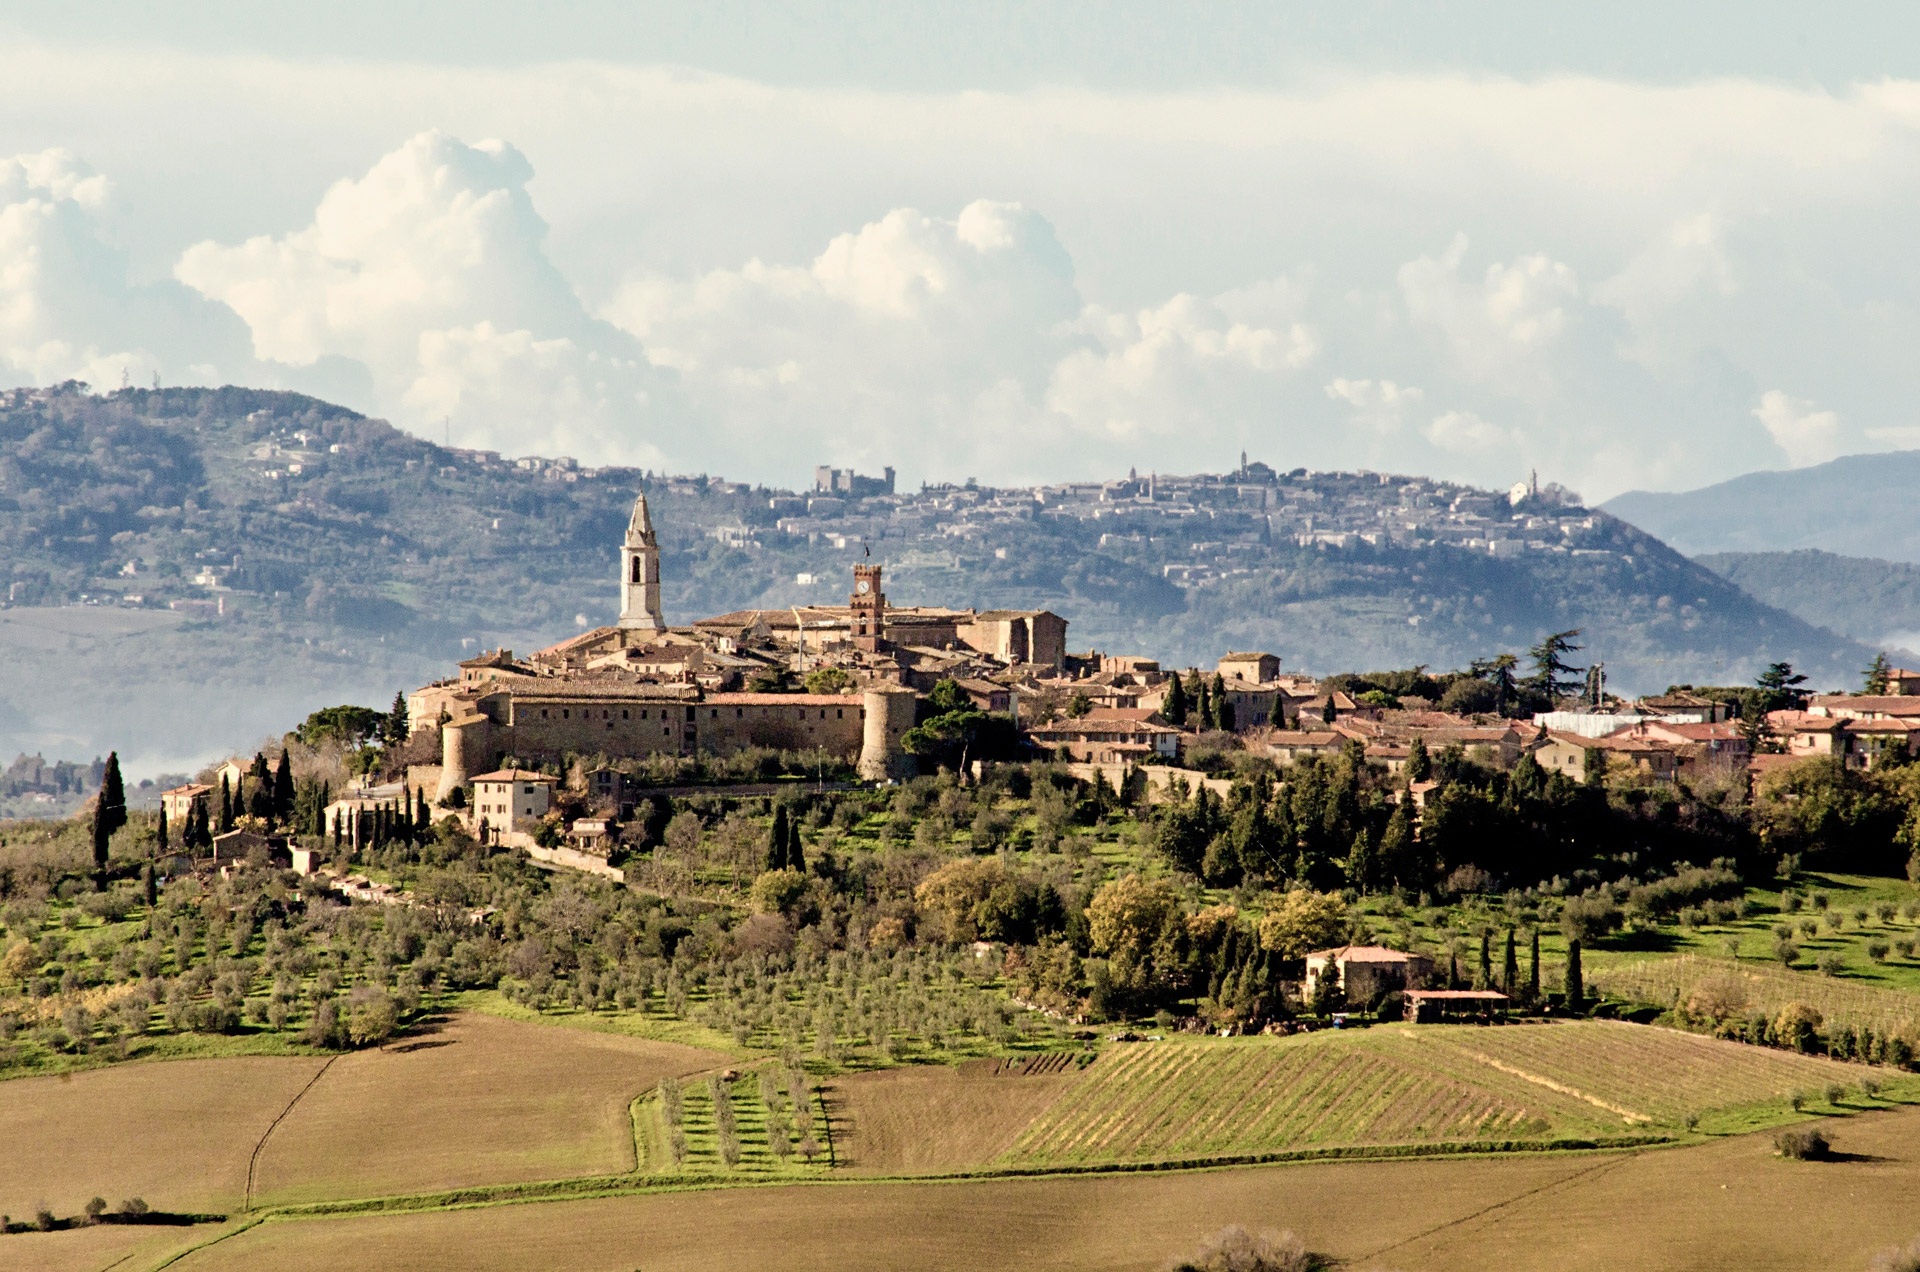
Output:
top-left (627, 489), bottom-right (656, 542)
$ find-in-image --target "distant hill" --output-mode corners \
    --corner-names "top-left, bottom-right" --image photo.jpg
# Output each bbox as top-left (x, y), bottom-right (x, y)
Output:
top-left (0, 384), bottom-right (1882, 768)
top-left (1695, 549), bottom-right (1920, 658)
top-left (1603, 450), bottom-right (1920, 562)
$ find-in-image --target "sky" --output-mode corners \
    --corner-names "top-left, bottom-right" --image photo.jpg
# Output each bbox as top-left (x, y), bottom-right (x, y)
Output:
top-left (5, 2), bottom-right (1920, 500)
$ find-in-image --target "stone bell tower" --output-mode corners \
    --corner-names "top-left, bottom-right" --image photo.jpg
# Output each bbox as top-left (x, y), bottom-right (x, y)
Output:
top-left (618, 489), bottom-right (665, 630)
top-left (850, 563), bottom-right (885, 652)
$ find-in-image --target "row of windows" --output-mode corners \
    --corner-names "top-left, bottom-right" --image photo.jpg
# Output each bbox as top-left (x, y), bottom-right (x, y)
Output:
top-left (529, 705), bottom-right (855, 722)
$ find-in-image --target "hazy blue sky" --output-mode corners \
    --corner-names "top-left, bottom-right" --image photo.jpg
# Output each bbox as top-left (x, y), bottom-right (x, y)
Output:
top-left (4, 2), bottom-right (1919, 497)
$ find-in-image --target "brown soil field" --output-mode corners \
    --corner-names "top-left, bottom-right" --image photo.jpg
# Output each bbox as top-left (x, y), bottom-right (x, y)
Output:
top-left (250, 1011), bottom-right (727, 1205)
top-left (0, 1220), bottom-right (229, 1272)
top-left (827, 1063), bottom-right (1078, 1174)
top-left (0, 1055), bottom-right (329, 1217)
top-left (160, 1104), bottom-right (1920, 1272)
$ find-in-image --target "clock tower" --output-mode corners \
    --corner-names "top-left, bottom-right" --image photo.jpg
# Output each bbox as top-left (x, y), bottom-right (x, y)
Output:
top-left (850, 564), bottom-right (885, 652)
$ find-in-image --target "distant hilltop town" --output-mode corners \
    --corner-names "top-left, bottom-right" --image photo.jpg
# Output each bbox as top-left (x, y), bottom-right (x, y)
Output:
top-left (289, 481), bottom-right (1899, 870)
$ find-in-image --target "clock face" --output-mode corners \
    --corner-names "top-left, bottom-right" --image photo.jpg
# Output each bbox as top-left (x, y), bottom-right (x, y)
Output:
top-left (857, 581), bottom-right (870, 594)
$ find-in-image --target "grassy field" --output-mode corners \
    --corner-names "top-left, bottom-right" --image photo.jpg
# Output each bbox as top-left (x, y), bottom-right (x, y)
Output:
top-left (828, 1060), bottom-right (1083, 1174)
top-left (250, 1012), bottom-right (725, 1206)
top-left (1003, 1023), bottom-right (1892, 1166)
top-left (0, 1054), bottom-right (329, 1218)
top-left (153, 1102), bottom-right (1920, 1272)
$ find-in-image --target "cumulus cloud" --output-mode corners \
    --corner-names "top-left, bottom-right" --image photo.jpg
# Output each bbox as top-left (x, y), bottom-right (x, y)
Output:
top-left (1398, 234), bottom-right (1580, 394)
top-left (175, 131), bottom-right (674, 462)
top-left (0, 149), bottom-right (253, 390)
top-left (606, 199), bottom-right (1321, 480)
top-left (1424, 409), bottom-right (1517, 455)
top-left (1753, 390), bottom-right (1843, 468)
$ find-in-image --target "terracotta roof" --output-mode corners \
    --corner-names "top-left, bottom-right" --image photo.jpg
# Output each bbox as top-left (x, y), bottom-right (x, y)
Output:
top-left (1405, 989), bottom-right (1511, 1001)
top-left (1268, 731), bottom-right (1343, 746)
top-left (1306, 945), bottom-right (1429, 964)
top-left (471, 769), bottom-right (557, 783)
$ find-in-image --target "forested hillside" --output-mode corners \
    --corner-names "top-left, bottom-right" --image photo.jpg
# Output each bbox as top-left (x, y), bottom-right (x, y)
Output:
top-left (0, 383), bottom-right (1878, 769)
top-left (1697, 550), bottom-right (1920, 654)
top-left (1604, 450), bottom-right (1920, 562)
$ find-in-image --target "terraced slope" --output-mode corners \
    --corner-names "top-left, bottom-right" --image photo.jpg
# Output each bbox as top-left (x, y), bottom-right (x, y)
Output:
top-left (998, 1022), bottom-right (1875, 1168)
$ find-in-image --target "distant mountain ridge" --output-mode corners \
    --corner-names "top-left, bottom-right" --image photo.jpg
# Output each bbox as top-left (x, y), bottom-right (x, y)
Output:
top-left (1603, 450), bottom-right (1920, 562)
top-left (1694, 549), bottom-right (1920, 656)
top-left (0, 384), bottom-right (1883, 767)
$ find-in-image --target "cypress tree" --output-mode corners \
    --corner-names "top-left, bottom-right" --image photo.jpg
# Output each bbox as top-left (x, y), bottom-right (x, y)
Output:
top-left (1345, 830), bottom-right (1375, 894)
top-left (98, 752), bottom-right (127, 837)
top-left (91, 805), bottom-right (112, 883)
top-left (1502, 928), bottom-right (1518, 996)
top-left (1218, 695), bottom-right (1237, 733)
top-left (155, 803), bottom-right (168, 855)
top-left (273, 751), bottom-right (294, 822)
top-left (319, 781), bottom-right (331, 836)
top-left (1406, 737), bottom-right (1431, 782)
top-left (768, 805), bottom-right (791, 873)
top-left (788, 818), bottom-right (806, 873)
top-left (143, 862), bottom-right (156, 907)
top-left (1268, 692), bottom-right (1286, 728)
top-left (1196, 677), bottom-right (1214, 730)
top-left (1210, 674), bottom-right (1230, 730)
top-left (1564, 938), bottom-right (1584, 1011)
top-left (1164, 675), bottom-right (1189, 727)
top-left (218, 775), bottom-right (235, 833)
top-left (1478, 931), bottom-right (1493, 990)
top-left (414, 787), bottom-right (429, 834)
top-left (1528, 928), bottom-right (1542, 1003)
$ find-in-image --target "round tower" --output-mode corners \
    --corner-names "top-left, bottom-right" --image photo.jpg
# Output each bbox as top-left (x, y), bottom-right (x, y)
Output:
top-left (435, 715), bottom-right (491, 804)
top-left (858, 687), bottom-right (918, 782)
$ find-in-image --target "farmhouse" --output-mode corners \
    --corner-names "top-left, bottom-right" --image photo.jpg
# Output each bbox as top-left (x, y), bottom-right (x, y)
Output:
top-left (471, 769), bottom-right (556, 846)
top-left (1303, 945), bottom-right (1434, 1004)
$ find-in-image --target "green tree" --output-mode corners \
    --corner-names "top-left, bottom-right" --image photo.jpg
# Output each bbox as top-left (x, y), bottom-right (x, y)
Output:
top-left (767, 804), bottom-right (793, 873)
top-left (1526, 630), bottom-right (1584, 703)
top-left (295, 704), bottom-right (386, 749)
top-left (1470, 654), bottom-right (1521, 716)
top-left (1564, 937), bottom-right (1584, 1010)
top-left (1755, 661), bottom-right (1810, 713)
top-left (383, 690), bottom-right (410, 748)
top-left (1863, 652), bottom-right (1892, 696)
top-left (272, 751), bottom-right (294, 823)
top-left (1196, 675), bottom-right (1215, 730)
top-left (1268, 691), bottom-right (1286, 728)
top-left (1528, 927), bottom-right (1541, 1003)
top-left (1255, 888), bottom-right (1350, 960)
top-left (1377, 799), bottom-right (1416, 890)
top-left (803, 666), bottom-right (854, 695)
top-left (1406, 736), bottom-right (1431, 781)
top-left (93, 751), bottom-right (126, 881)
top-left (1502, 927), bottom-right (1518, 996)
top-left (1164, 675), bottom-right (1189, 727)
top-left (1064, 691), bottom-right (1092, 718)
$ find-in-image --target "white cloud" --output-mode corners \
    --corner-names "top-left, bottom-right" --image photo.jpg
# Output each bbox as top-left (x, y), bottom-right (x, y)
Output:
top-left (1753, 390), bottom-right (1843, 468)
top-left (6, 49), bottom-right (1920, 494)
top-left (0, 149), bottom-right (234, 389)
top-left (1398, 234), bottom-right (1580, 392)
top-left (1324, 377), bottom-right (1423, 435)
top-left (605, 200), bottom-right (1324, 480)
top-left (1424, 408), bottom-right (1516, 455)
top-left (175, 131), bottom-right (675, 461)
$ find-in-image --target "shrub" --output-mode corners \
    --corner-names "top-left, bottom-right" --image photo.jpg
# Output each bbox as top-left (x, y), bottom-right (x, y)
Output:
top-left (1170, 1226), bottom-right (1319, 1272)
top-left (84, 1197), bottom-right (106, 1222)
top-left (1868, 940), bottom-right (1892, 963)
top-left (118, 1198), bottom-right (148, 1216)
top-left (1816, 952), bottom-right (1845, 977)
top-left (1775, 1127), bottom-right (1832, 1161)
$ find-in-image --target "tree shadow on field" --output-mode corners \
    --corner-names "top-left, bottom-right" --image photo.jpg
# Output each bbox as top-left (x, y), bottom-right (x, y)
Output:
top-left (1600, 929), bottom-right (1684, 954)
top-left (382, 1010), bottom-right (460, 1052)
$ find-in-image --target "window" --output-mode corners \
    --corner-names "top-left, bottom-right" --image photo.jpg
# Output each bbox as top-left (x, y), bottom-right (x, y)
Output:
top-left (563, 709), bottom-right (569, 719)
top-left (622, 709), bottom-right (629, 719)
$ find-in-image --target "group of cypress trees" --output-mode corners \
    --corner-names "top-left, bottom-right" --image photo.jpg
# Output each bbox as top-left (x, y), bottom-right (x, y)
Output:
top-left (765, 803), bottom-right (806, 873)
top-left (1161, 670), bottom-right (1245, 732)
